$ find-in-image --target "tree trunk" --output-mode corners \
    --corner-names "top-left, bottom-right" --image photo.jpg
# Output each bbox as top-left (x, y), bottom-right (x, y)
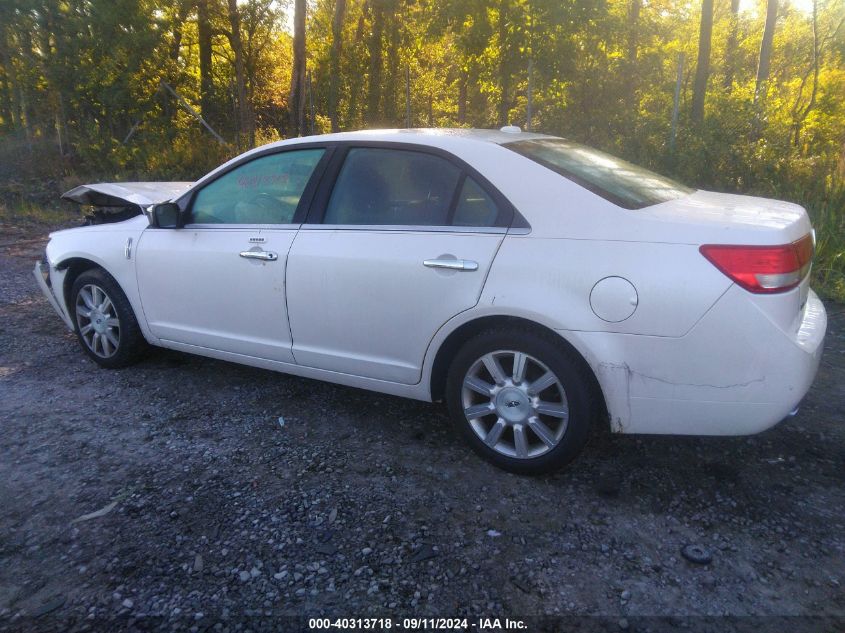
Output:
top-left (754, 0), bottom-right (779, 105)
top-left (346, 12), bottom-right (367, 127)
top-left (791, 0), bottom-right (821, 147)
top-left (383, 6), bottom-right (399, 125)
top-left (227, 0), bottom-right (253, 145)
top-left (457, 70), bottom-right (467, 125)
top-left (691, 0), bottom-right (714, 123)
top-left (289, 0), bottom-right (306, 136)
top-left (626, 0), bottom-right (640, 65)
top-left (35, 9), bottom-right (66, 153)
top-left (197, 0), bottom-right (214, 124)
top-left (170, 1), bottom-right (191, 63)
top-left (723, 0), bottom-right (740, 90)
top-left (166, 1), bottom-right (192, 128)
top-left (626, 0), bottom-right (640, 110)
top-left (0, 38), bottom-right (22, 130)
top-left (329, 0), bottom-right (346, 132)
top-left (497, 0), bottom-right (510, 127)
top-left (365, 0), bottom-right (383, 125)
top-left (0, 62), bottom-right (12, 132)
top-left (18, 22), bottom-right (38, 143)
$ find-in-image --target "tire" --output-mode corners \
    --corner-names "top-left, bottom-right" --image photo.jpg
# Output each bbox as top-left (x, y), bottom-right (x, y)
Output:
top-left (70, 268), bottom-right (148, 369)
top-left (446, 328), bottom-right (596, 475)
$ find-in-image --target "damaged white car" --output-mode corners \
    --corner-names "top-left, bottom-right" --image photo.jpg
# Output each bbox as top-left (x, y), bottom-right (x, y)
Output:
top-left (35, 128), bottom-right (827, 473)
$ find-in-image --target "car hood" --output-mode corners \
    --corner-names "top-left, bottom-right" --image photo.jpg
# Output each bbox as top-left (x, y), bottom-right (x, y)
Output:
top-left (61, 182), bottom-right (193, 207)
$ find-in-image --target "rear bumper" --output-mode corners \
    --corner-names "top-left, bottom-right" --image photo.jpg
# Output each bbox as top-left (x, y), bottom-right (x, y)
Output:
top-left (572, 286), bottom-right (826, 435)
top-left (33, 260), bottom-right (74, 331)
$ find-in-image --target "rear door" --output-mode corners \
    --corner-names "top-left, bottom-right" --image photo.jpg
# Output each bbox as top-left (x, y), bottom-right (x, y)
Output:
top-left (285, 144), bottom-right (512, 384)
top-left (136, 146), bottom-right (329, 362)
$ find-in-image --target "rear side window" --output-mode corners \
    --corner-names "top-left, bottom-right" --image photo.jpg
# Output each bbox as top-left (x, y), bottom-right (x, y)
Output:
top-left (505, 138), bottom-right (692, 210)
top-left (190, 148), bottom-right (324, 224)
top-left (452, 177), bottom-right (500, 227)
top-left (324, 148), bottom-right (462, 226)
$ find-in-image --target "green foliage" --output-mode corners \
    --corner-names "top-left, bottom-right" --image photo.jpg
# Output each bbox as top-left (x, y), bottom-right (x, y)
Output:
top-left (802, 185), bottom-right (845, 302)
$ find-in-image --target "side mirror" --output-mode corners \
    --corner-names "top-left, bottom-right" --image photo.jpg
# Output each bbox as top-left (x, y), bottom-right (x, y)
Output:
top-left (151, 203), bottom-right (181, 228)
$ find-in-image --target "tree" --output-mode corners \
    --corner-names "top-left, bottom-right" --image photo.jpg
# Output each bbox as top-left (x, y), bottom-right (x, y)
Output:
top-left (344, 8), bottom-right (369, 128)
top-left (365, 0), bottom-right (384, 125)
top-left (723, 0), bottom-right (740, 90)
top-left (626, 0), bottom-right (641, 109)
top-left (197, 0), bottom-right (215, 123)
top-left (691, 0), bottom-right (714, 123)
top-left (329, 0), bottom-right (347, 132)
top-left (163, 1), bottom-right (194, 129)
top-left (457, 70), bottom-right (467, 124)
top-left (1, 0), bottom-right (844, 222)
top-left (789, 0), bottom-right (845, 146)
top-left (497, 0), bottom-right (511, 127)
top-left (227, 0), bottom-right (254, 145)
top-left (754, 0), bottom-right (779, 106)
top-left (0, 19), bottom-right (23, 132)
top-left (382, 0), bottom-right (400, 124)
top-left (289, 0), bottom-right (306, 135)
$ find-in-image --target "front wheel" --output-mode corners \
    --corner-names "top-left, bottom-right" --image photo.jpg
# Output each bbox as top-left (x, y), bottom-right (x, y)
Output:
top-left (446, 328), bottom-right (596, 475)
top-left (71, 269), bottom-right (147, 368)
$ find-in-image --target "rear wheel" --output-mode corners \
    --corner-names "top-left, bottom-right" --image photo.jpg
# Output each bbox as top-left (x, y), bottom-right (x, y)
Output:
top-left (446, 328), bottom-right (596, 475)
top-left (71, 269), bottom-right (147, 368)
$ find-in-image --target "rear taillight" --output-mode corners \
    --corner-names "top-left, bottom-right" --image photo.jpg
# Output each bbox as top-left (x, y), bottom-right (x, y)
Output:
top-left (700, 234), bottom-right (814, 294)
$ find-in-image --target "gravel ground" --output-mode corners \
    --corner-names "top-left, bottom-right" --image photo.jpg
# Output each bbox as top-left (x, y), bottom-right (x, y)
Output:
top-left (1, 220), bottom-right (844, 632)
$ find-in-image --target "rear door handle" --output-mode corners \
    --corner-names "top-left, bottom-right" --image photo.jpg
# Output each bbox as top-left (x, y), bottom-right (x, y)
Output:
top-left (239, 250), bottom-right (278, 261)
top-left (423, 258), bottom-right (479, 271)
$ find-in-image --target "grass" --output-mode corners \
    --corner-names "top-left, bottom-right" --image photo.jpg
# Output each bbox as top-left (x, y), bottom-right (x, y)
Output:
top-left (804, 185), bottom-right (845, 304)
top-left (0, 199), bottom-right (80, 228)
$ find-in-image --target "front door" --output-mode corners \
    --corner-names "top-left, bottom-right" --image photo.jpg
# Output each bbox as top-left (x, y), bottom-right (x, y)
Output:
top-left (136, 147), bottom-right (327, 363)
top-left (286, 146), bottom-right (510, 384)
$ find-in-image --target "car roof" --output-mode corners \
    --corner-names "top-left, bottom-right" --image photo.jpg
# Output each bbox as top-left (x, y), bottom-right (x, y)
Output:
top-left (261, 127), bottom-right (554, 151)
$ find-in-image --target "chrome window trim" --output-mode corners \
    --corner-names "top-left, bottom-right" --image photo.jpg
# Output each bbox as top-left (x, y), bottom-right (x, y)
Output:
top-left (180, 223), bottom-right (299, 231)
top-left (298, 224), bottom-right (508, 234)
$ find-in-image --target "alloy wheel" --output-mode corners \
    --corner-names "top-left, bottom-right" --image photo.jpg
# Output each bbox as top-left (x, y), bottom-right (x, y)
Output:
top-left (461, 350), bottom-right (569, 459)
top-left (75, 283), bottom-right (121, 359)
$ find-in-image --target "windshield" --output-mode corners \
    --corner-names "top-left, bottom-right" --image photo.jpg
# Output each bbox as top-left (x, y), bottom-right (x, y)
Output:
top-left (505, 138), bottom-right (693, 210)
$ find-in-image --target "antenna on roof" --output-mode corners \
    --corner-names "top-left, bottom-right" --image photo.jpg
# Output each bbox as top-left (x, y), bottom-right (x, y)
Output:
top-left (500, 125), bottom-right (522, 134)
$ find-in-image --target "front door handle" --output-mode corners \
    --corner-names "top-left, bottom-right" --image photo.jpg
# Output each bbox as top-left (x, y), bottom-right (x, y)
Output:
top-left (239, 250), bottom-right (278, 261)
top-left (423, 258), bottom-right (479, 271)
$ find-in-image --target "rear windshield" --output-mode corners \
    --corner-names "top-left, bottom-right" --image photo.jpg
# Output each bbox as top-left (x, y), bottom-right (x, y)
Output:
top-left (504, 138), bottom-right (693, 209)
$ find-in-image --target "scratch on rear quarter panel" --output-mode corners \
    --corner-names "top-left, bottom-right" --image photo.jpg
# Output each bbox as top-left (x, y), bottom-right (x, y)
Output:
top-left (597, 362), bottom-right (631, 432)
top-left (629, 372), bottom-right (766, 390)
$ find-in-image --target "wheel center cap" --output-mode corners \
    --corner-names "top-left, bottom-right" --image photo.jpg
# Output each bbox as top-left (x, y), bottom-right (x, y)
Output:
top-left (92, 311), bottom-right (107, 334)
top-left (495, 387), bottom-right (530, 423)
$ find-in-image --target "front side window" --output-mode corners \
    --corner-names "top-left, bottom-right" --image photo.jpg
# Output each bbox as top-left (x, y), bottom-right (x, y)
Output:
top-left (505, 138), bottom-right (692, 210)
top-left (323, 148), bottom-right (462, 226)
top-left (190, 148), bottom-right (325, 224)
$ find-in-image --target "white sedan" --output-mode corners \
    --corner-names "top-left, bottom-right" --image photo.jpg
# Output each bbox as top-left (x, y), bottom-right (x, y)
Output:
top-left (35, 128), bottom-right (827, 474)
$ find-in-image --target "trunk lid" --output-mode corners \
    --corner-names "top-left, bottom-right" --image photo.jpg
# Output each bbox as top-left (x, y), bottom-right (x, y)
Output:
top-left (644, 190), bottom-right (813, 245)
